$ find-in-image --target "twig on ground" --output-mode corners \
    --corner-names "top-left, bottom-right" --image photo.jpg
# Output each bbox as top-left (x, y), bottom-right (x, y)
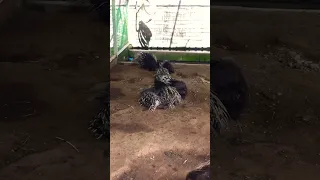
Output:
top-left (21, 109), bottom-right (37, 118)
top-left (126, 104), bottom-right (134, 109)
top-left (55, 137), bottom-right (80, 152)
top-left (183, 159), bottom-right (188, 164)
top-left (199, 77), bottom-right (210, 84)
top-left (12, 134), bottom-right (31, 152)
top-left (272, 111), bottom-right (276, 119)
top-left (20, 147), bottom-right (36, 152)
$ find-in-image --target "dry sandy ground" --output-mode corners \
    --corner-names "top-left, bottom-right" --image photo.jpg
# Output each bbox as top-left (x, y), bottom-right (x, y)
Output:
top-left (110, 64), bottom-right (210, 180)
top-left (0, 10), bottom-right (109, 180)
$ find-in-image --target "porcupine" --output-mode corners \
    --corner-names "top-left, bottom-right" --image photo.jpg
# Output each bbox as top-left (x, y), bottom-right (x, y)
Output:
top-left (139, 88), bottom-right (162, 111)
top-left (133, 52), bottom-right (176, 74)
top-left (88, 83), bottom-right (110, 140)
top-left (158, 60), bottom-right (175, 74)
top-left (133, 52), bottom-right (159, 71)
top-left (139, 67), bottom-right (182, 110)
top-left (185, 160), bottom-right (210, 180)
top-left (139, 85), bottom-right (182, 110)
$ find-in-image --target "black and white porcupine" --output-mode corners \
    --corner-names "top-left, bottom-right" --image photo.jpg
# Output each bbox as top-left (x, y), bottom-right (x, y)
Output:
top-left (211, 57), bottom-right (248, 121)
top-left (186, 160), bottom-right (210, 180)
top-left (139, 89), bottom-right (162, 111)
top-left (159, 60), bottom-right (175, 74)
top-left (211, 91), bottom-right (230, 135)
top-left (154, 67), bottom-right (187, 100)
top-left (133, 52), bottom-right (158, 71)
top-left (158, 85), bottom-right (182, 109)
top-left (169, 79), bottom-right (187, 100)
top-left (154, 67), bottom-right (172, 89)
top-left (88, 83), bottom-right (109, 140)
top-left (139, 85), bottom-right (182, 110)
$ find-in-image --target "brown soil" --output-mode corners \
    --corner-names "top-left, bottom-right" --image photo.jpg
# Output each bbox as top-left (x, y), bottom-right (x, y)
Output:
top-left (211, 47), bottom-right (320, 180)
top-left (110, 64), bottom-right (210, 180)
top-left (211, 8), bottom-right (320, 180)
top-left (0, 10), bottom-right (109, 180)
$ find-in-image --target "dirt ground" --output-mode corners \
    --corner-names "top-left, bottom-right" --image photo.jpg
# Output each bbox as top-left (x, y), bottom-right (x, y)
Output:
top-left (211, 47), bottom-right (320, 180)
top-left (0, 10), bottom-right (109, 180)
top-left (211, 8), bottom-right (320, 180)
top-left (109, 64), bottom-right (210, 180)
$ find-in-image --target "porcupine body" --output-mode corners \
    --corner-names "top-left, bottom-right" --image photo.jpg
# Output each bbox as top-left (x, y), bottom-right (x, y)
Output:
top-left (139, 88), bottom-right (162, 111)
top-left (139, 64), bottom-right (182, 110)
top-left (211, 57), bottom-right (248, 120)
top-left (157, 85), bottom-right (182, 109)
top-left (88, 83), bottom-right (110, 140)
top-left (133, 52), bottom-right (158, 71)
top-left (88, 105), bottom-right (109, 140)
top-left (159, 60), bottom-right (175, 74)
top-left (211, 91), bottom-right (230, 135)
top-left (154, 67), bottom-right (187, 100)
top-left (139, 85), bottom-right (182, 110)
top-left (186, 160), bottom-right (210, 180)
top-left (169, 79), bottom-right (187, 100)
top-left (154, 67), bottom-right (172, 89)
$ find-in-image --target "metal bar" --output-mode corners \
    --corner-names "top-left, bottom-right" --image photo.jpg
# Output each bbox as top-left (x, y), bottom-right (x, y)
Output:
top-left (128, 5), bottom-right (211, 7)
top-left (169, 0), bottom-right (182, 48)
top-left (112, 0), bottom-right (118, 57)
top-left (210, 5), bottom-right (320, 13)
top-left (110, 55), bottom-right (117, 62)
top-left (117, 43), bottom-right (130, 56)
top-left (129, 49), bottom-right (210, 54)
top-left (131, 46), bottom-right (210, 51)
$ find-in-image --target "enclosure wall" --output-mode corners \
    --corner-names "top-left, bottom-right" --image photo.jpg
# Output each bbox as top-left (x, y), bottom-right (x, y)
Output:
top-left (127, 0), bottom-right (210, 48)
top-left (211, 8), bottom-right (320, 60)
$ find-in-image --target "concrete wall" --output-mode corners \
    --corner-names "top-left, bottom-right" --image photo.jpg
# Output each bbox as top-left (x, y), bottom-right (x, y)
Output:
top-left (211, 7), bottom-right (320, 61)
top-left (0, 0), bottom-right (22, 28)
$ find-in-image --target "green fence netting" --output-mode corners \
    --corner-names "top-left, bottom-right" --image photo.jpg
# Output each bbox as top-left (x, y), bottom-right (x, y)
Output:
top-left (110, 1), bottom-right (129, 57)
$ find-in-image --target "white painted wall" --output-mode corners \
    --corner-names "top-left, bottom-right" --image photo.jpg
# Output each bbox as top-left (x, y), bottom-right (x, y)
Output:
top-left (110, 0), bottom-right (210, 48)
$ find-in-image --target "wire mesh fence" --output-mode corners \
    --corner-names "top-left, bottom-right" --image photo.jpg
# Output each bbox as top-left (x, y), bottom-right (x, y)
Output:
top-left (110, 0), bottom-right (129, 57)
top-left (127, 0), bottom-right (210, 50)
top-left (110, 0), bottom-right (210, 56)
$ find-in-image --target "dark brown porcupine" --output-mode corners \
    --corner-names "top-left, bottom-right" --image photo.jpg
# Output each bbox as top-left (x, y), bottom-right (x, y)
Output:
top-left (186, 160), bottom-right (210, 180)
top-left (88, 82), bottom-right (109, 140)
top-left (133, 52), bottom-right (158, 71)
top-left (169, 79), bottom-right (187, 100)
top-left (211, 57), bottom-right (248, 121)
top-left (211, 91), bottom-right (230, 135)
top-left (159, 60), bottom-right (175, 74)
